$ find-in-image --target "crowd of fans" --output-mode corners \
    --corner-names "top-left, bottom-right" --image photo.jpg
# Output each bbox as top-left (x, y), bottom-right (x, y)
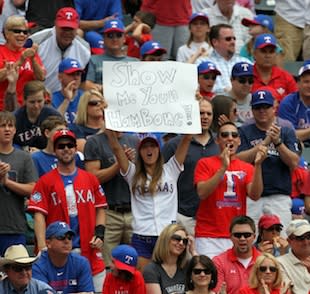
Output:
top-left (0, 0), bottom-right (309, 293)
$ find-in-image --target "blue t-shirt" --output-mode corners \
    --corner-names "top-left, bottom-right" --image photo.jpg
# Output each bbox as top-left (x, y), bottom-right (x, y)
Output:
top-left (32, 251), bottom-right (94, 294)
top-left (238, 123), bottom-right (299, 196)
top-left (52, 89), bottom-right (84, 124)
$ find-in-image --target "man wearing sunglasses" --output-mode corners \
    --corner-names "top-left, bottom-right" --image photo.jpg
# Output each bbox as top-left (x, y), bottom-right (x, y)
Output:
top-left (228, 62), bottom-right (254, 127)
top-left (32, 221), bottom-right (94, 293)
top-left (208, 24), bottom-right (252, 94)
top-left (194, 121), bottom-right (267, 258)
top-left (0, 244), bottom-right (53, 293)
top-left (85, 19), bottom-right (138, 93)
top-left (28, 129), bottom-right (108, 292)
top-left (238, 89), bottom-right (300, 235)
top-left (277, 219), bottom-right (310, 293)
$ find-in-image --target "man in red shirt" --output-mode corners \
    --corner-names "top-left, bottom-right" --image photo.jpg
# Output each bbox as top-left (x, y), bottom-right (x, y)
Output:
top-left (252, 33), bottom-right (297, 103)
top-left (212, 215), bottom-right (261, 294)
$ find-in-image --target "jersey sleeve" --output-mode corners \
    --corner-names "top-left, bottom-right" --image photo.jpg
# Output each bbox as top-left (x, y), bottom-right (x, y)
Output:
top-left (27, 177), bottom-right (49, 214)
top-left (91, 173), bottom-right (107, 208)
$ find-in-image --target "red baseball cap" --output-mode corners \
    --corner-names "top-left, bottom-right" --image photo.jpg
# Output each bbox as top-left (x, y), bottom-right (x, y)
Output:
top-left (55, 7), bottom-right (79, 29)
top-left (258, 214), bottom-right (283, 229)
top-left (53, 129), bottom-right (76, 148)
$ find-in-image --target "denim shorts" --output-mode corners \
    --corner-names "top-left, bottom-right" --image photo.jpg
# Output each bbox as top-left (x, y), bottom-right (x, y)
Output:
top-left (131, 233), bottom-right (158, 259)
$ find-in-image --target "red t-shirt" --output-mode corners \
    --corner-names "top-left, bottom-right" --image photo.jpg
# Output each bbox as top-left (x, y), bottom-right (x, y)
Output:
top-left (239, 286), bottom-right (281, 294)
top-left (0, 44), bottom-right (45, 109)
top-left (194, 156), bottom-right (254, 238)
top-left (252, 64), bottom-right (297, 103)
top-left (102, 271), bottom-right (146, 294)
top-left (125, 34), bottom-right (152, 58)
top-left (291, 167), bottom-right (309, 198)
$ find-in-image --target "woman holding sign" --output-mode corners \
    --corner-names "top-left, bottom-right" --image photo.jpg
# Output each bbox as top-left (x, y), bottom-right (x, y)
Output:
top-left (106, 129), bottom-right (192, 271)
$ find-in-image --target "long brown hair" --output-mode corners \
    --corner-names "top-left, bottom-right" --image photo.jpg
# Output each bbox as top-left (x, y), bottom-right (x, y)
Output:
top-left (132, 144), bottom-right (164, 196)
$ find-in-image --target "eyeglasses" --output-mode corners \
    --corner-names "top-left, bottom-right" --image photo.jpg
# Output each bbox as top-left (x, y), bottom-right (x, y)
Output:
top-left (88, 100), bottom-right (103, 106)
top-left (252, 104), bottom-right (272, 110)
top-left (171, 234), bottom-right (188, 246)
top-left (55, 142), bottom-right (76, 150)
top-left (291, 233), bottom-right (310, 241)
top-left (202, 74), bottom-right (217, 81)
top-left (224, 36), bottom-right (236, 42)
top-left (265, 225), bottom-right (282, 232)
top-left (10, 264), bottom-right (32, 272)
top-left (232, 232), bottom-right (253, 239)
top-left (105, 32), bottom-right (124, 39)
top-left (9, 29), bottom-right (29, 35)
top-left (236, 77), bottom-right (254, 84)
top-left (258, 266), bottom-right (278, 273)
top-left (54, 234), bottom-right (73, 241)
top-left (220, 131), bottom-right (239, 138)
top-left (192, 268), bottom-right (211, 275)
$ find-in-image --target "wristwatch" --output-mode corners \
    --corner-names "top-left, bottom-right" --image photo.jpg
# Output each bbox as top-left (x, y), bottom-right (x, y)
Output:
top-left (274, 139), bottom-right (282, 148)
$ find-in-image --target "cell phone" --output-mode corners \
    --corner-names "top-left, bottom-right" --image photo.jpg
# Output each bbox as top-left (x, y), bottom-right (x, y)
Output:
top-left (23, 39), bottom-right (33, 48)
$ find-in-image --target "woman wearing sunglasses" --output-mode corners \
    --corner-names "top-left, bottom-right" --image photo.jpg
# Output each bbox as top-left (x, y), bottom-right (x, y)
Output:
top-left (185, 255), bottom-right (217, 294)
top-left (143, 223), bottom-right (196, 294)
top-left (239, 252), bottom-right (290, 294)
top-left (70, 89), bottom-right (107, 152)
top-left (0, 15), bottom-right (45, 110)
top-left (256, 214), bottom-right (289, 257)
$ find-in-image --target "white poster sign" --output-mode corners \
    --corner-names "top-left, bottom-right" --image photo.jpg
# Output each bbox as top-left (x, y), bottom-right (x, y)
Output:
top-left (103, 61), bottom-right (201, 134)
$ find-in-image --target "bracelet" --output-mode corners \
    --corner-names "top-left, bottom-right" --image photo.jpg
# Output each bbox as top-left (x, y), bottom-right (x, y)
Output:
top-left (274, 139), bottom-right (282, 148)
top-left (94, 224), bottom-right (105, 241)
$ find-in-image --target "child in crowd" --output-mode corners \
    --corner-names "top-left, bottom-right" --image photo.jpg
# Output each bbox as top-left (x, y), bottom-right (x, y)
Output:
top-left (140, 40), bottom-right (167, 61)
top-left (125, 10), bottom-right (156, 58)
top-left (240, 14), bottom-right (284, 66)
top-left (102, 244), bottom-right (146, 294)
top-left (197, 61), bottom-right (221, 99)
top-left (177, 12), bottom-right (213, 64)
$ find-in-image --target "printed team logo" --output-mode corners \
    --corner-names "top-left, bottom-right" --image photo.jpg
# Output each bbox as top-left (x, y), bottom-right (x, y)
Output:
top-left (124, 255), bottom-right (134, 265)
top-left (70, 60), bottom-right (79, 68)
top-left (99, 185), bottom-right (105, 196)
top-left (31, 191), bottom-right (42, 203)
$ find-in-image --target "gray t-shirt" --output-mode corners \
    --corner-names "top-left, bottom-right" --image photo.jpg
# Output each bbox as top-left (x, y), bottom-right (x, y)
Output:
top-left (0, 148), bottom-right (38, 234)
top-left (143, 262), bottom-right (186, 294)
top-left (84, 133), bottom-right (139, 205)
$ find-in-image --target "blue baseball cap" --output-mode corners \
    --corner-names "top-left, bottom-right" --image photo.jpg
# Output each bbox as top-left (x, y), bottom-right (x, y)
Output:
top-left (231, 62), bottom-right (253, 77)
top-left (189, 12), bottom-right (209, 24)
top-left (298, 63), bottom-right (310, 77)
top-left (103, 19), bottom-right (125, 33)
top-left (291, 198), bottom-right (305, 215)
top-left (251, 89), bottom-right (274, 107)
top-left (112, 245), bottom-right (138, 274)
top-left (198, 61), bottom-right (221, 75)
top-left (242, 14), bottom-right (274, 32)
top-left (46, 221), bottom-right (75, 239)
top-left (58, 58), bottom-right (83, 74)
top-left (254, 33), bottom-right (277, 49)
top-left (84, 31), bottom-right (104, 55)
top-left (140, 41), bottom-right (167, 57)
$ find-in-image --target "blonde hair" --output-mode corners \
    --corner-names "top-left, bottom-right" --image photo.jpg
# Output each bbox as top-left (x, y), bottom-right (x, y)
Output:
top-left (152, 224), bottom-right (188, 269)
top-left (75, 90), bottom-right (104, 125)
top-left (4, 15), bottom-right (28, 34)
top-left (248, 252), bottom-right (282, 289)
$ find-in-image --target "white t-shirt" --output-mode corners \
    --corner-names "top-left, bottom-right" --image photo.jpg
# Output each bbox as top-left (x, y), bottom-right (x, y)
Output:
top-left (176, 41), bottom-right (213, 64)
top-left (122, 155), bottom-right (183, 236)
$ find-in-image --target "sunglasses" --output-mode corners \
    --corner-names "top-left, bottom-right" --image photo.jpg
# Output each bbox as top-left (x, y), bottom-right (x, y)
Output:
top-left (192, 268), bottom-right (211, 275)
top-left (252, 104), bottom-right (272, 110)
top-left (171, 234), bottom-right (188, 246)
top-left (88, 100), bottom-right (103, 106)
top-left (224, 36), bottom-right (236, 42)
top-left (220, 131), bottom-right (239, 138)
top-left (258, 266), bottom-right (278, 273)
top-left (291, 234), bottom-right (310, 241)
top-left (10, 264), bottom-right (32, 272)
top-left (54, 234), bottom-right (73, 241)
top-left (202, 74), bottom-right (217, 81)
top-left (265, 225), bottom-right (282, 232)
top-left (105, 32), bottom-right (124, 39)
top-left (236, 77), bottom-right (254, 84)
top-left (9, 29), bottom-right (29, 35)
top-left (55, 142), bottom-right (76, 150)
top-left (232, 232), bottom-right (253, 239)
